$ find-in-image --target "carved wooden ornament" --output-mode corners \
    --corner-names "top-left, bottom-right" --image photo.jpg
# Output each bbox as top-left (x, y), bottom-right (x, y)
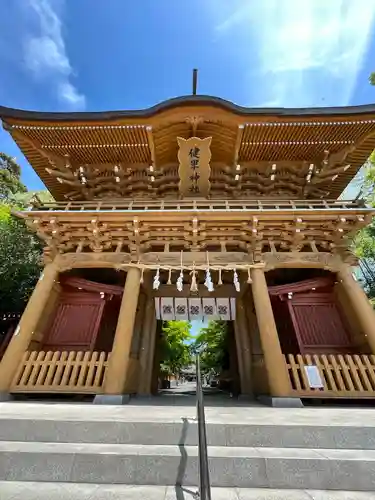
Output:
top-left (177, 137), bottom-right (212, 197)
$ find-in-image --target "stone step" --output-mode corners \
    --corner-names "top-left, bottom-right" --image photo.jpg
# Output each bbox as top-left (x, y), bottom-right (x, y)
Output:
top-left (1, 442), bottom-right (375, 490)
top-left (1, 417), bottom-right (375, 450)
top-left (1, 482), bottom-right (374, 500)
top-left (0, 482), bottom-right (374, 500)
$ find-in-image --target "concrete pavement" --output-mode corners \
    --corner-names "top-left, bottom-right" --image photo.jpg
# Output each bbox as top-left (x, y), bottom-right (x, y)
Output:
top-left (2, 388), bottom-right (375, 493)
top-left (0, 483), bottom-right (374, 499)
top-left (2, 399), bottom-right (375, 426)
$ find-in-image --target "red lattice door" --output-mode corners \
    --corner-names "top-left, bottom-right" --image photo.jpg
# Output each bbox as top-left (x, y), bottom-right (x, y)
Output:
top-left (289, 293), bottom-right (352, 354)
top-left (42, 292), bottom-right (105, 351)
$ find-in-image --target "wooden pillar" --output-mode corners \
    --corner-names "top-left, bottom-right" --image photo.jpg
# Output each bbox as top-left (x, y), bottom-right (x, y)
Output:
top-left (138, 296), bottom-right (157, 394)
top-left (146, 315), bottom-right (158, 392)
top-left (251, 268), bottom-right (290, 397)
top-left (337, 265), bottom-right (375, 353)
top-left (0, 262), bottom-right (59, 392)
top-left (151, 324), bottom-right (162, 394)
top-left (103, 267), bottom-right (141, 395)
top-left (31, 280), bottom-right (61, 351)
top-left (130, 292), bottom-right (146, 357)
top-left (234, 298), bottom-right (252, 395)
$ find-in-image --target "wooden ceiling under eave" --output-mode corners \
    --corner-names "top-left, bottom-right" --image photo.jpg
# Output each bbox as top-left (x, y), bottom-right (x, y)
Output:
top-left (1, 95), bottom-right (375, 200)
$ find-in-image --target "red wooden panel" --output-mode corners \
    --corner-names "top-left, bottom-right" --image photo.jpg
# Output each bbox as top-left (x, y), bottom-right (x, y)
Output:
top-left (43, 292), bottom-right (105, 351)
top-left (290, 291), bottom-right (352, 353)
top-left (268, 276), bottom-right (334, 297)
top-left (94, 298), bottom-right (121, 352)
top-left (61, 276), bottom-right (123, 295)
top-left (271, 298), bottom-right (300, 354)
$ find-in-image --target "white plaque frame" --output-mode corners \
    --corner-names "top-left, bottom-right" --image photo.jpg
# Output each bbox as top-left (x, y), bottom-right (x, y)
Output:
top-left (304, 365), bottom-right (324, 389)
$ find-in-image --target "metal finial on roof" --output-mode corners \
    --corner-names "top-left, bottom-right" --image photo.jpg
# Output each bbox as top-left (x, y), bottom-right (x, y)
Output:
top-left (192, 69), bottom-right (198, 95)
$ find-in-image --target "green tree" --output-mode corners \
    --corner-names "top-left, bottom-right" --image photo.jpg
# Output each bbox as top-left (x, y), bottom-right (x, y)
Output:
top-left (0, 153), bottom-right (27, 200)
top-left (0, 203), bottom-right (43, 316)
top-left (0, 153), bottom-right (49, 316)
top-left (13, 190), bottom-right (54, 207)
top-left (159, 321), bottom-right (193, 377)
top-left (193, 320), bottom-right (229, 375)
top-left (353, 152), bottom-right (375, 300)
top-left (370, 73), bottom-right (375, 86)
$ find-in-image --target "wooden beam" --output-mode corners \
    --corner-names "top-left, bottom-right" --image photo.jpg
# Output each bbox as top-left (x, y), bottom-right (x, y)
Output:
top-left (153, 283), bottom-right (245, 298)
top-left (233, 124), bottom-right (244, 171)
top-left (146, 126), bottom-right (157, 170)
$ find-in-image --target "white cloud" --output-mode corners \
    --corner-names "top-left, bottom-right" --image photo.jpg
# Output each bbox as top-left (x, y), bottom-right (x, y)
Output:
top-left (26, 36), bottom-right (70, 76)
top-left (23, 0), bottom-right (85, 110)
top-left (213, 0), bottom-right (375, 107)
top-left (58, 81), bottom-right (85, 108)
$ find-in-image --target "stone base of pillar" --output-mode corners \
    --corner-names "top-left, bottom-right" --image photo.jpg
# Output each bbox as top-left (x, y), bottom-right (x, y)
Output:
top-left (93, 394), bottom-right (130, 405)
top-left (258, 395), bottom-right (303, 408)
top-left (136, 392), bottom-right (153, 398)
top-left (238, 394), bottom-right (255, 402)
top-left (0, 392), bottom-right (13, 402)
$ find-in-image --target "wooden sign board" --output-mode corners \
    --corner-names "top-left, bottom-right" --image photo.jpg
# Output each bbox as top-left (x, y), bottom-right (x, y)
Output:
top-left (304, 365), bottom-right (324, 389)
top-left (177, 136), bottom-right (212, 197)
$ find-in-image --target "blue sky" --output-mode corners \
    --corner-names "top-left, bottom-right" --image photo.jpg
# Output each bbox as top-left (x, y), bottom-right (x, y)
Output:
top-left (0, 0), bottom-right (375, 192)
top-left (1, 0), bottom-right (374, 337)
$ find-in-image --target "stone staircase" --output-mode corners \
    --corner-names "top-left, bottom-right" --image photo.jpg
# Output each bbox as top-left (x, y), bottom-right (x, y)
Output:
top-left (0, 400), bottom-right (374, 499)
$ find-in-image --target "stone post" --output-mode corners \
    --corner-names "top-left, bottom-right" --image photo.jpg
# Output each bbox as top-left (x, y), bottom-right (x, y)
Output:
top-left (250, 268), bottom-right (291, 399)
top-left (0, 262), bottom-right (60, 395)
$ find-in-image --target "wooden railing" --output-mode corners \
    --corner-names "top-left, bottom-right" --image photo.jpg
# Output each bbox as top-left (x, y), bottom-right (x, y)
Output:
top-left (285, 353), bottom-right (375, 397)
top-left (27, 198), bottom-right (369, 213)
top-left (11, 351), bottom-right (109, 394)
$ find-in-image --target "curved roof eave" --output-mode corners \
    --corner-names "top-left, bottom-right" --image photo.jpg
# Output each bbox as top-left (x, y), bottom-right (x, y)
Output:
top-left (1, 95), bottom-right (375, 122)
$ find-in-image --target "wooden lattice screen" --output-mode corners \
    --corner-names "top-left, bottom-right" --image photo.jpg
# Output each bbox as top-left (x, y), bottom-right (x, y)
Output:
top-left (285, 353), bottom-right (375, 397)
top-left (11, 351), bottom-right (109, 393)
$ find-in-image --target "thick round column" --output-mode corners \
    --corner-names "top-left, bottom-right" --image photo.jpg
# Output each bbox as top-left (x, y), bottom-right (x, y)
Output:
top-left (145, 315), bottom-right (157, 393)
top-left (234, 299), bottom-right (253, 395)
top-left (138, 297), bottom-right (156, 394)
top-left (103, 267), bottom-right (141, 395)
top-left (251, 268), bottom-right (290, 397)
top-left (337, 265), bottom-right (375, 353)
top-left (0, 262), bottom-right (59, 392)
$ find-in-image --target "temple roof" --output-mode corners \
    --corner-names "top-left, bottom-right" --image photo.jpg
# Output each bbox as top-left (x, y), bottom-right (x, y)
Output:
top-left (3, 95), bottom-right (375, 119)
top-left (1, 95), bottom-right (375, 201)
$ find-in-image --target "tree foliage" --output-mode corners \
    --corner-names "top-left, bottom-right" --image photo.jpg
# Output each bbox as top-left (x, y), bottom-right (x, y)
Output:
top-left (0, 203), bottom-right (43, 316)
top-left (0, 153), bottom-right (27, 200)
top-left (159, 321), bottom-right (193, 376)
top-left (13, 190), bottom-right (55, 207)
top-left (370, 72), bottom-right (375, 86)
top-left (0, 154), bottom-right (46, 316)
top-left (353, 152), bottom-right (375, 299)
top-left (192, 320), bottom-right (229, 375)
